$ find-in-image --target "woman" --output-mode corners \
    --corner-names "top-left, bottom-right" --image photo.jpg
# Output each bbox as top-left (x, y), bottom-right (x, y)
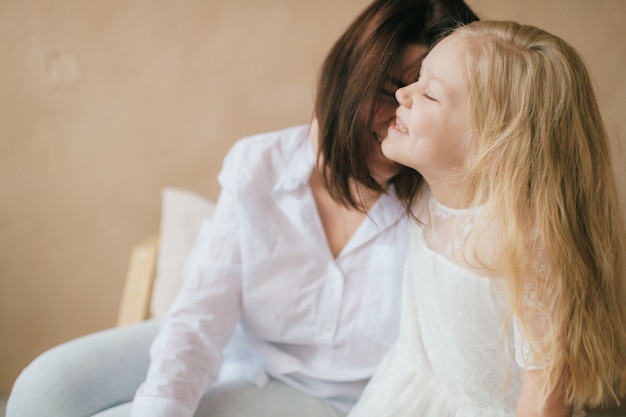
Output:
top-left (6, 1), bottom-right (478, 417)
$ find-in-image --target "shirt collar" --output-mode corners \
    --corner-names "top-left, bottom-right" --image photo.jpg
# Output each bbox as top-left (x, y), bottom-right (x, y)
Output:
top-left (273, 129), bottom-right (315, 193)
top-left (273, 125), bottom-right (406, 231)
top-left (365, 185), bottom-right (406, 231)
top-left (339, 185), bottom-right (407, 257)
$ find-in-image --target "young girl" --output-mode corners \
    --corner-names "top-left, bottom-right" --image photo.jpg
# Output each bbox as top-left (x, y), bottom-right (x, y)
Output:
top-left (348, 20), bottom-right (626, 417)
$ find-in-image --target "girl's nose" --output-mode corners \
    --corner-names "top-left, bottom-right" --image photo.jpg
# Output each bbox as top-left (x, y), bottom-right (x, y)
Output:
top-left (395, 83), bottom-right (413, 107)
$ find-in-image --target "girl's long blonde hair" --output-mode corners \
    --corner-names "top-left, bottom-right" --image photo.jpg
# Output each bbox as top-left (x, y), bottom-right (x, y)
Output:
top-left (457, 20), bottom-right (626, 409)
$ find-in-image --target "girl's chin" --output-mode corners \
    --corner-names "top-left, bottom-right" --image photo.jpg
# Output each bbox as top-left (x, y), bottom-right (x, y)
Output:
top-left (380, 134), bottom-right (398, 152)
top-left (380, 141), bottom-right (407, 167)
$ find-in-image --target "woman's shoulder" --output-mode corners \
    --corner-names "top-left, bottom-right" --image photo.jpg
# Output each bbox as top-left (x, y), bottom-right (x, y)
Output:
top-left (218, 124), bottom-right (312, 189)
top-left (229, 125), bottom-right (310, 157)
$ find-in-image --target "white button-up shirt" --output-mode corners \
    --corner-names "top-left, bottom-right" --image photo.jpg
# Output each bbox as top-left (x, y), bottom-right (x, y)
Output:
top-left (132, 125), bottom-right (408, 417)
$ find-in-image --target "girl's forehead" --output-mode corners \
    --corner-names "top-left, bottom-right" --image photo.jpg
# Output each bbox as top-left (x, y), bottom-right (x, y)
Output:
top-left (422, 35), bottom-right (470, 102)
top-left (424, 35), bottom-right (468, 78)
top-left (425, 33), bottom-right (465, 65)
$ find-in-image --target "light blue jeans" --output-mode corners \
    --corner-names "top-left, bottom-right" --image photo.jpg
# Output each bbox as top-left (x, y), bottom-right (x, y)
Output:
top-left (6, 320), bottom-right (346, 417)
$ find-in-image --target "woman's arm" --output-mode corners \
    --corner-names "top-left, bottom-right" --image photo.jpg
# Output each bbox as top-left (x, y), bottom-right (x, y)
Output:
top-left (131, 187), bottom-right (243, 417)
top-left (516, 369), bottom-right (572, 417)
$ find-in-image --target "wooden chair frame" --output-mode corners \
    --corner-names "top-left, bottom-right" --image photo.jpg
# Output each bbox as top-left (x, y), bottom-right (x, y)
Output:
top-left (116, 236), bottom-right (159, 326)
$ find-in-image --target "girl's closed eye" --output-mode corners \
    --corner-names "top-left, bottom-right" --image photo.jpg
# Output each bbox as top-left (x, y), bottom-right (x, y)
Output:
top-left (423, 92), bottom-right (437, 102)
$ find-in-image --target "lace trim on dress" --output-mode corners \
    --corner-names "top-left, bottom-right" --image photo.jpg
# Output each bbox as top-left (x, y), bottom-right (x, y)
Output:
top-left (425, 194), bottom-right (484, 266)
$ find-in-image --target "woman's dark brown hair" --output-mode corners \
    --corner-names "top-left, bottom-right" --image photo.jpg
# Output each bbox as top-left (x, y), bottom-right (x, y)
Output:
top-left (315, 0), bottom-right (479, 211)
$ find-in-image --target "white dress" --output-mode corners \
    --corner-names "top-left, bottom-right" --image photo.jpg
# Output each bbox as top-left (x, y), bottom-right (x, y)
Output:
top-left (348, 189), bottom-right (526, 417)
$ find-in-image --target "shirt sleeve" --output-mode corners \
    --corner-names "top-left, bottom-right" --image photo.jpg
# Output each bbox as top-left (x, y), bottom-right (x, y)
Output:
top-left (132, 154), bottom-right (244, 417)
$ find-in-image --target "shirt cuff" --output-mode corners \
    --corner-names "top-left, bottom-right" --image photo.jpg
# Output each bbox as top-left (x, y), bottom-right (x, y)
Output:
top-left (131, 396), bottom-right (195, 417)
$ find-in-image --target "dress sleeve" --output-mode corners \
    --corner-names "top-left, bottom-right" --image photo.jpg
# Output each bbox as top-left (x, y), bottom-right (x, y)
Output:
top-left (132, 152), bottom-right (244, 417)
top-left (513, 286), bottom-right (551, 371)
top-left (513, 316), bottom-right (541, 370)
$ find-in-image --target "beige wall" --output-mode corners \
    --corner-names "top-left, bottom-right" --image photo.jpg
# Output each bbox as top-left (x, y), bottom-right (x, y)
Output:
top-left (0, 0), bottom-right (624, 393)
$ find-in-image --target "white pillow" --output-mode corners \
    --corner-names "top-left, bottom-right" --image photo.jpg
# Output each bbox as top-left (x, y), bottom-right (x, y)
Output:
top-left (150, 187), bottom-right (216, 319)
